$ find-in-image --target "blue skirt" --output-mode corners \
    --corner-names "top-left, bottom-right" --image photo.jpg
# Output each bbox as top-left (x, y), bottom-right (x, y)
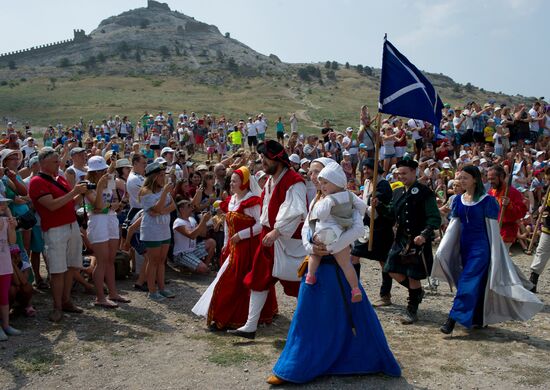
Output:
top-left (272, 258), bottom-right (401, 383)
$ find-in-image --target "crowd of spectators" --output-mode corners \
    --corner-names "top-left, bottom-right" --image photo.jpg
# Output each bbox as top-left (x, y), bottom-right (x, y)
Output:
top-left (0, 99), bottom-right (548, 340)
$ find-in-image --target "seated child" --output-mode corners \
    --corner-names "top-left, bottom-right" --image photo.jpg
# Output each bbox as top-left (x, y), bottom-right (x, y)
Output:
top-left (172, 200), bottom-right (216, 274)
top-left (306, 163), bottom-right (366, 302)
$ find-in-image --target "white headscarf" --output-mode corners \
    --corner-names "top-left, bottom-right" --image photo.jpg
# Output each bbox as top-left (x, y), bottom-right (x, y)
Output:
top-left (318, 163), bottom-right (347, 188)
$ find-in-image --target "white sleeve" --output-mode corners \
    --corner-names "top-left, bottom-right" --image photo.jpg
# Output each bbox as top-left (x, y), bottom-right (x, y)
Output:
top-left (351, 192), bottom-right (367, 216)
top-left (301, 218), bottom-right (313, 254)
top-left (326, 209), bottom-right (364, 254)
top-left (237, 204), bottom-right (261, 240)
top-left (274, 181), bottom-right (307, 237)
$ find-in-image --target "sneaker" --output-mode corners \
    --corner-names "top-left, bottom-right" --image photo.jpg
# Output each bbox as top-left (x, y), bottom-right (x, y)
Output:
top-left (148, 291), bottom-right (166, 301)
top-left (0, 328), bottom-right (7, 341)
top-left (48, 309), bottom-right (64, 323)
top-left (3, 326), bottom-right (22, 336)
top-left (159, 289), bottom-right (175, 298)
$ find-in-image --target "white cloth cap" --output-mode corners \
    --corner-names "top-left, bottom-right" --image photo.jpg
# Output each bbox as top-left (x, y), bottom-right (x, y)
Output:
top-left (318, 163), bottom-right (347, 188)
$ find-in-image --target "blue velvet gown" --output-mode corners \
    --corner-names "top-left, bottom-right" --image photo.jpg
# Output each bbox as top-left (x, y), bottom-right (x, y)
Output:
top-left (272, 257), bottom-right (401, 384)
top-left (449, 195), bottom-right (500, 328)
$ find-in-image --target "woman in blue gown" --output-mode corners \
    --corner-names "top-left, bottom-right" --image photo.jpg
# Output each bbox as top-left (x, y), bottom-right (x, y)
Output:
top-left (268, 158), bottom-right (401, 385)
top-left (440, 165), bottom-right (499, 333)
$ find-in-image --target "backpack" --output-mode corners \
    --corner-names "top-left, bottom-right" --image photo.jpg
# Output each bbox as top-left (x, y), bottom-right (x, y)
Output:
top-left (114, 250), bottom-right (131, 280)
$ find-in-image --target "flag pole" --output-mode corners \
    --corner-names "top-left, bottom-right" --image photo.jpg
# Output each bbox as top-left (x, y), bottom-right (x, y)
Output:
top-left (368, 113), bottom-right (382, 251)
top-left (528, 185), bottom-right (550, 254)
top-left (499, 168), bottom-right (514, 228)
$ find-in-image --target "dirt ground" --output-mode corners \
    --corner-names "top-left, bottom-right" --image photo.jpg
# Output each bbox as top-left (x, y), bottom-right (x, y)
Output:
top-left (0, 247), bottom-right (548, 390)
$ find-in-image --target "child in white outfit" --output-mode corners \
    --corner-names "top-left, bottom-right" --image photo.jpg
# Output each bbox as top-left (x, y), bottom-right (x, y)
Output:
top-left (307, 163), bottom-right (366, 302)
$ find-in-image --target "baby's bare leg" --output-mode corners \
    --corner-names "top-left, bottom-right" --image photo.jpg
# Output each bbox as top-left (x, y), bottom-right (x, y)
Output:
top-left (305, 251), bottom-right (323, 285)
top-left (333, 246), bottom-right (359, 289)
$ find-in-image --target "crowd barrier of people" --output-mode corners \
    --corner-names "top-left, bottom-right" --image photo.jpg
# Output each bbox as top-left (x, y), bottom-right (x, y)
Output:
top-left (0, 102), bottom-right (548, 385)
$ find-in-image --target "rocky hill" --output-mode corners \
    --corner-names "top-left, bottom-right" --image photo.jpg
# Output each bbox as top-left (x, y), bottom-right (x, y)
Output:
top-left (0, 1), bottom-right (533, 128)
top-left (0, 0), bottom-right (286, 79)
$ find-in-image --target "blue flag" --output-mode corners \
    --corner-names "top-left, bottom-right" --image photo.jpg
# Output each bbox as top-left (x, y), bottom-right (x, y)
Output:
top-left (378, 37), bottom-right (443, 129)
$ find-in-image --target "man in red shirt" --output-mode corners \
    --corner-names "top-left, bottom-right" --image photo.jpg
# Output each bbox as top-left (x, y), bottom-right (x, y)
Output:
top-left (29, 148), bottom-right (88, 322)
top-left (487, 165), bottom-right (527, 251)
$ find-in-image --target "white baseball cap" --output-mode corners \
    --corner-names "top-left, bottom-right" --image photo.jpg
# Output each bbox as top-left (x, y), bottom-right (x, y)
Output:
top-left (289, 154), bottom-right (301, 164)
top-left (161, 147), bottom-right (175, 156)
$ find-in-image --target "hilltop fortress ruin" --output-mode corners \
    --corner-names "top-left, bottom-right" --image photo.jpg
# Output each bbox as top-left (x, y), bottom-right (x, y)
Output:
top-left (0, 29), bottom-right (91, 64)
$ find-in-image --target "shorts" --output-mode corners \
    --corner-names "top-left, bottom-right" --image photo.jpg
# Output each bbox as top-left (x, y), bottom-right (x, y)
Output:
top-left (143, 239), bottom-right (171, 248)
top-left (30, 224), bottom-right (45, 253)
top-left (395, 146), bottom-right (406, 158)
top-left (257, 133), bottom-right (266, 141)
top-left (384, 153), bottom-right (396, 160)
top-left (131, 233), bottom-right (147, 255)
top-left (276, 131), bottom-right (284, 140)
top-left (43, 222), bottom-right (83, 274)
top-left (247, 136), bottom-right (258, 146)
top-left (173, 242), bottom-right (208, 270)
top-left (87, 214), bottom-right (119, 244)
top-left (414, 138), bottom-right (423, 151)
top-left (207, 146), bottom-right (216, 154)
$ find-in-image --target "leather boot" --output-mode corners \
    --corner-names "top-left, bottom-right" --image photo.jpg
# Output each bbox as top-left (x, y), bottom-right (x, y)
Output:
top-left (401, 288), bottom-right (423, 325)
top-left (440, 317), bottom-right (456, 334)
top-left (529, 272), bottom-right (539, 293)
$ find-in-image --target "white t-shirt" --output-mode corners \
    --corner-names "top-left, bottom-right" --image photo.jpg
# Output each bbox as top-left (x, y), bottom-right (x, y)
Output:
top-left (127, 171), bottom-right (145, 209)
top-left (173, 217), bottom-right (197, 254)
top-left (149, 133), bottom-right (160, 146)
top-left (246, 122), bottom-right (258, 136)
top-left (407, 119), bottom-right (424, 140)
top-left (21, 145), bottom-right (37, 160)
top-left (255, 119), bottom-right (267, 134)
top-left (529, 108), bottom-right (539, 132)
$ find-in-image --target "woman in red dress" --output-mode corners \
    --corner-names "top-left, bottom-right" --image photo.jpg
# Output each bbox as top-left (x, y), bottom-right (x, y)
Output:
top-left (192, 166), bottom-right (278, 330)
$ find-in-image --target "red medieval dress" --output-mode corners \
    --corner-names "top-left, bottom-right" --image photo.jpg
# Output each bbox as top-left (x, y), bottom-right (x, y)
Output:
top-left (192, 192), bottom-right (278, 329)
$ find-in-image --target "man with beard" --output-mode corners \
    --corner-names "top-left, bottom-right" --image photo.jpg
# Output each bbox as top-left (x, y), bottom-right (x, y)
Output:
top-left (487, 165), bottom-right (526, 252)
top-left (385, 158), bottom-right (441, 324)
top-left (229, 140), bottom-right (308, 339)
top-left (351, 158), bottom-right (395, 306)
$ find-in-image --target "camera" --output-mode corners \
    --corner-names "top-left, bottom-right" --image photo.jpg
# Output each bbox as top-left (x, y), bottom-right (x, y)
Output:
top-left (80, 181), bottom-right (97, 190)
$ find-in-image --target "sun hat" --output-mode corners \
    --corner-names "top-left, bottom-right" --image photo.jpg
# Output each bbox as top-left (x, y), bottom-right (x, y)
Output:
top-left (115, 158), bottom-right (132, 169)
top-left (145, 161), bottom-right (167, 176)
top-left (87, 156), bottom-right (109, 172)
top-left (0, 149), bottom-right (23, 166)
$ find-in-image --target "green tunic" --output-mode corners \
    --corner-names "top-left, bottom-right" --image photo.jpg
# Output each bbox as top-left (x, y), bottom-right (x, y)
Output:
top-left (384, 181), bottom-right (441, 280)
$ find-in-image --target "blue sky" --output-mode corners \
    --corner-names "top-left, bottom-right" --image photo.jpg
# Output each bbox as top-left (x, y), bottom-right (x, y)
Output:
top-left (1, 0), bottom-right (546, 98)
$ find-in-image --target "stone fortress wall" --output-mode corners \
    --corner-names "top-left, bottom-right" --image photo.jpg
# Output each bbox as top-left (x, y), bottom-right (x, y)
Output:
top-left (0, 29), bottom-right (90, 64)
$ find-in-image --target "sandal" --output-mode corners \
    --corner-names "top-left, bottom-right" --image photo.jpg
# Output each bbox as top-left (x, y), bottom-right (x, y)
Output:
top-left (523, 249), bottom-right (532, 255)
top-left (108, 296), bottom-right (131, 303)
top-left (93, 300), bottom-right (118, 309)
top-left (351, 287), bottom-right (363, 303)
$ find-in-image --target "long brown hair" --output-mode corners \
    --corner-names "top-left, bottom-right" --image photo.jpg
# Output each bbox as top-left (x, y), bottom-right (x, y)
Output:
top-left (139, 171), bottom-right (163, 200)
